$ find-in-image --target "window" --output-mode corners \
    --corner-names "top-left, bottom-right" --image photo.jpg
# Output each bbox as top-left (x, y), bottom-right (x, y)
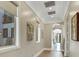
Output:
top-left (3, 28), bottom-right (8, 38)
top-left (11, 28), bottom-right (14, 38)
top-left (0, 9), bottom-right (15, 47)
top-left (0, 2), bottom-right (19, 53)
top-left (3, 13), bottom-right (14, 24)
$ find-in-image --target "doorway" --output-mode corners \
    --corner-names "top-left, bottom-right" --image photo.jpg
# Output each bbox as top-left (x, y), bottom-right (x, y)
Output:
top-left (51, 24), bottom-right (64, 52)
top-left (53, 29), bottom-right (62, 51)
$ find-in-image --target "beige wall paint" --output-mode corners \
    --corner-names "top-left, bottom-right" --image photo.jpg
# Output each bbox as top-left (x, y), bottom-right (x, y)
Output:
top-left (64, 2), bottom-right (71, 56)
top-left (0, 1), bottom-right (54, 57)
top-left (0, 2), bottom-right (45, 57)
top-left (43, 24), bottom-right (52, 48)
top-left (0, 2), bottom-right (17, 16)
top-left (64, 1), bottom-right (79, 57)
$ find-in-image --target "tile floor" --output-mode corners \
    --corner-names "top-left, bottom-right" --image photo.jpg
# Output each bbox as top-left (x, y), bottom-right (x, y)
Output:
top-left (70, 40), bottom-right (79, 57)
top-left (38, 43), bottom-right (63, 57)
top-left (38, 40), bottom-right (79, 57)
top-left (38, 50), bottom-right (63, 57)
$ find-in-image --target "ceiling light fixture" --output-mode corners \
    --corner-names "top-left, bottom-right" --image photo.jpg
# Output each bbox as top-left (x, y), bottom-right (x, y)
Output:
top-left (48, 11), bottom-right (55, 15)
top-left (49, 7), bottom-right (52, 10)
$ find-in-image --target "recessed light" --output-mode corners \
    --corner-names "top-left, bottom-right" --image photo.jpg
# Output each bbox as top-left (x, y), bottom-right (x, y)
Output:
top-left (49, 7), bottom-right (52, 10)
top-left (50, 15), bottom-right (54, 18)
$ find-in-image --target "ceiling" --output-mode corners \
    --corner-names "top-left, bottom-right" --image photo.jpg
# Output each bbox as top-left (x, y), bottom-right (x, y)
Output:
top-left (70, 1), bottom-right (79, 18)
top-left (26, 1), bottom-right (70, 23)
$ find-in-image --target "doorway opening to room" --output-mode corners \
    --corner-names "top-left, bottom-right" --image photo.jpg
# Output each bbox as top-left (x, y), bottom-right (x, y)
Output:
top-left (53, 29), bottom-right (62, 51)
top-left (51, 24), bottom-right (64, 52)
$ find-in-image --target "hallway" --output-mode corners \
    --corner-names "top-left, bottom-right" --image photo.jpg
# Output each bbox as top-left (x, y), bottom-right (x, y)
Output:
top-left (0, 1), bottom-right (79, 57)
top-left (39, 43), bottom-right (63, 57)
top-left (38, 50), bottom-right (63, 57)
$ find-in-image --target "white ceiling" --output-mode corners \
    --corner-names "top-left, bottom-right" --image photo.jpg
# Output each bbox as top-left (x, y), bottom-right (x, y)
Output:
top-left (26, 1), bottom-right (70, 23)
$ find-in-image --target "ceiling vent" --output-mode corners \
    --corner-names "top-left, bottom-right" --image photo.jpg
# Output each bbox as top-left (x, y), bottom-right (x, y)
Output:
top-left (48, 11), bottom-right (55, 15)
top-left (44, 1), bottom-right (55, 7)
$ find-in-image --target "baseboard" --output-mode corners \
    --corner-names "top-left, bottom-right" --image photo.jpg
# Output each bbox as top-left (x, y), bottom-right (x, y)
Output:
top-left (44, 48), bottom-right (64, 52)
top-left (33, 48), bottom-right (53, 57)
top-left (33, 48), bottom-right (45, 57)
top-left (34, 48), bottom-right (64, 57)
top-left (43, 48), bottom-right (52, 50)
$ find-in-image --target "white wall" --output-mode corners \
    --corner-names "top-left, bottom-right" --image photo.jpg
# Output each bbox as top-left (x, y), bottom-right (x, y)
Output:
top-left (0, 2), bottom-right (45, 57)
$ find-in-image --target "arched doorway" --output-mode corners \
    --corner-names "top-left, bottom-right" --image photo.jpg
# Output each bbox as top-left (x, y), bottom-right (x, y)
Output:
top-left (53, 29), bottom-right (62, 51)
top-left (51, 24), bottom-right (64, 52)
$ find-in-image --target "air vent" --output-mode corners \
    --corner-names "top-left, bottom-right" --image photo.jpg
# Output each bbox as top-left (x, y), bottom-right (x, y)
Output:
top-left (44, 1), bottom-right (55, 7)
top-left (48, 11), bottom-right (55, 15)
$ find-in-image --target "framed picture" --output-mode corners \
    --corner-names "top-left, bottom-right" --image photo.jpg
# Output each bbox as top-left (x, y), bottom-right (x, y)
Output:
top-left (27, 21), bottom-right (34, 41)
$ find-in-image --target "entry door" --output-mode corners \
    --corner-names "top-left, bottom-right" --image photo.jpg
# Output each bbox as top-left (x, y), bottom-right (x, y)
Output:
top-left (77, 12), bottom-right (79, 41)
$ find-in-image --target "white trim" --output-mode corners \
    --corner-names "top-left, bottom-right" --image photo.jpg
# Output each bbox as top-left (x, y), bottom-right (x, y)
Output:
top-left (34, 48), bottom-right (52, 57)
top-left (44, 48), bottom-right (64, 52)
top-left (34, 48), bottom-right (65, 57)
top-left (0, 45), bottom-right (19, 54)
top-left (0, 7), bottom-right (20, 54)
top-left (16, 16), bottom-right (20, 48)
top-left (34, 48), bottom-right (45, 57)
top-left (43, 48), bottom-right (52, 51)
top-left (16, 6), bottom-right (20, 48)
top-left (36, 24), bottom-right (41, 44)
